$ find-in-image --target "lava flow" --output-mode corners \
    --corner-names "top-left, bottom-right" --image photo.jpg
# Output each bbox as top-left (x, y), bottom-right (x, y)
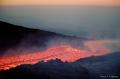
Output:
top-left (0, 41), bottom-right (111, 71)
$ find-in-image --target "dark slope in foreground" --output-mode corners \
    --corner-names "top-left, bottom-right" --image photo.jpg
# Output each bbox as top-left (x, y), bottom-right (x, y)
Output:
top-left (0, 52), bottom-right (120, 79)
top-left (74, 52), bottom-right (120, 79)
top-left (0, 59), bottom-right (92, 79)
top-left (0, 21), bottom-right (87, 54)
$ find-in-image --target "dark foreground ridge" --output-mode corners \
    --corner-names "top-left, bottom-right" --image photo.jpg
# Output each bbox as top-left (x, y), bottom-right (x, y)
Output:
top-left (0, 59), bottom-right (92, 79)
top-left (0, 52), bottom-right (120, 79)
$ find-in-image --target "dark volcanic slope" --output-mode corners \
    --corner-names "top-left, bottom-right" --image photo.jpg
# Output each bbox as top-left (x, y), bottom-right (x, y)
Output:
top-left (74, 52), bottom-right (120, 79)
top-left (0, 59), bottom-right (92, 79)
top-left (0, 52), bottom-right (120, 79)
top-left (0, 21), bottom-right (59, 52)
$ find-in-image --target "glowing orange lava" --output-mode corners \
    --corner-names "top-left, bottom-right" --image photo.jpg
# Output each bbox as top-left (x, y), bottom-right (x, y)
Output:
top-left (0, 41), bottom-right (111, 71)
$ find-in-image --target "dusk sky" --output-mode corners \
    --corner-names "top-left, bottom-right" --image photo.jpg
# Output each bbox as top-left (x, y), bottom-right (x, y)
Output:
top-left (0, 0), bottom-right (120, 39)
top-left (1, 0), bottom-right (120, 6)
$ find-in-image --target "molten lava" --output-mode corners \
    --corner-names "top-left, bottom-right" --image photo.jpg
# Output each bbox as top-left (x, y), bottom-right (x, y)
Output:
top-left (0, 41), bottom-right (111, 71)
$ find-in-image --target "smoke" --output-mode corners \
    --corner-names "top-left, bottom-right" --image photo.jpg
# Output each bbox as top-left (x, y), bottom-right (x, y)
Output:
top-left (0, 33), bottom-right (112, 70)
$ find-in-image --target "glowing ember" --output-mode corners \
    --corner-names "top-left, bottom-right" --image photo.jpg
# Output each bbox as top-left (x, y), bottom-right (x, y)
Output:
top-left (0, 41), bottom-right (111, 70)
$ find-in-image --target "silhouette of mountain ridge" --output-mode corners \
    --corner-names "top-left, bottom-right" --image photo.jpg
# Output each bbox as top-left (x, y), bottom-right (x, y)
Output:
top-left (0, 52), bottom-right (120, 79)
top-left (0, 58), bottom-right (92, 79)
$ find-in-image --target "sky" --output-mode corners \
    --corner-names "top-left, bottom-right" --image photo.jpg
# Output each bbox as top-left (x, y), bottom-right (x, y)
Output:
top-left (1, 0), bottom-right (120, 6)
top-left (0, 0), bottom-right (120, 39)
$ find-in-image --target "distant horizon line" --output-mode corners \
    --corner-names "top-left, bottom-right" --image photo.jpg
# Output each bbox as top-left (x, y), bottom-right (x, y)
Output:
top-left (1, 5), bottom-right (120, 8)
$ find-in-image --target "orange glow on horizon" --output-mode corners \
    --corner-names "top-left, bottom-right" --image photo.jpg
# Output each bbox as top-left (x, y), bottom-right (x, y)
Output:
top-left (0, 41), bottom-right (111, 71)
top-left (1, 0), bottom-right (120, 6)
